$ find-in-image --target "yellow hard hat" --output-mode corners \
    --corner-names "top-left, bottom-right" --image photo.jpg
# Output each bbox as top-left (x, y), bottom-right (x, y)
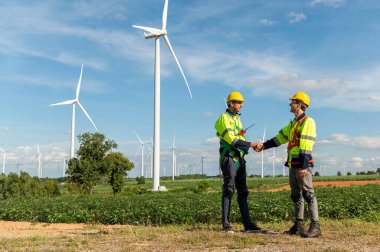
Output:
top-left (289, 91), bottom-right (310, 107)
top-left (227, 91), bottom-right (245, 103)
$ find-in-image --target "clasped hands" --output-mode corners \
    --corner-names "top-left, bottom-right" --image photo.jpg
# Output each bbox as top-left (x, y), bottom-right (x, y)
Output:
top-left (251, 141), bottom-right (264, 152)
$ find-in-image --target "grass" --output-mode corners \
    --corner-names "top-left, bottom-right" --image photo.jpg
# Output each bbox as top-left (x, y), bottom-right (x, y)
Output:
top-left (0, 220), bottom-right (378, 251)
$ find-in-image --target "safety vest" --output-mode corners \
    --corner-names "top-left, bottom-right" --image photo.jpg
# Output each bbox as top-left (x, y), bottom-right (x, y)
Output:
top-left (273, 114), bottom-right (316, 168)
top-left (214, 111), bottom-right (247, 170)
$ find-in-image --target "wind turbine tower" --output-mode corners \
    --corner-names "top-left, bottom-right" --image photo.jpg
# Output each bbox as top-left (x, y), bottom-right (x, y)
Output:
top-left (171, 136), bottom-right (176, 180)
top-left (261, 126), bottom-right (266, 178)
top-left (50, 64), bottom-right (99, 159)
top-left (133, 0), bottom-right (192, 191)
top-left (267, 148), bottom-right (279, 178)
top-left (135, 132), bottom-right (145, 177)
top-left (0, 147), bottom-right (8, 174)
top-left (36, 144), bottom-right (42, 178)
top-left (201, 156), bottom-right (206, 175)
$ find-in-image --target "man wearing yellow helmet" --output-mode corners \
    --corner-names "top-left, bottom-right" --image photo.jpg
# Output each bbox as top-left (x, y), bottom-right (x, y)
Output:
top-left (257, 91), bottom-right (321, 238)
top-left (214, 91), bottom-right (264, 233)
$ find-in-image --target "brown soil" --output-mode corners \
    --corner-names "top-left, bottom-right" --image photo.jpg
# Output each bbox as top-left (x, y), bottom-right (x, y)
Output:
top-left (269, 180), bottom-right (380, 192)
top-left (0, 221), bottom-right (127, 239)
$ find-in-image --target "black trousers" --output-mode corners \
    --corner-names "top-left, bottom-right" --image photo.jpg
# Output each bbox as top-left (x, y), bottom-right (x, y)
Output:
top-left (221, 156), bottom-right (251, 229)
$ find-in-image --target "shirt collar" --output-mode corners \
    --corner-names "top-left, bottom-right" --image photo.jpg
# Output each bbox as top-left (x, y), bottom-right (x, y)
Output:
top-left (226, 109), bottom-right (241, 116)
top-left (295, 113), bottom-right (306, 122)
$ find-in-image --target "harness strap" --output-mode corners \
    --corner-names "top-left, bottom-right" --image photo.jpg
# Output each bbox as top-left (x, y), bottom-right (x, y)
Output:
top-left (219, 140), bottom-right (244, 170)
top-left (287, 115), bottom-right (308, 151)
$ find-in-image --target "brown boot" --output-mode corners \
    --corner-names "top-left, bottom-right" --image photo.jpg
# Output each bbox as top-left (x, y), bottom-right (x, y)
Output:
top-left (301, 222), bottom-right (322, 238)
top-left (284, 220), bottom-right (305, 235)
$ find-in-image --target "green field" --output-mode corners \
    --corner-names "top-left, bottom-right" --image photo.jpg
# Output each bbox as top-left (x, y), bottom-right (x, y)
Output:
top-left (0, 175), bottom-right (379, 225)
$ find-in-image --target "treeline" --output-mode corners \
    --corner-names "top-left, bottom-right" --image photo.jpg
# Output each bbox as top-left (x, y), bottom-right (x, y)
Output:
top-left (0, 172), bottom-right (59, 199)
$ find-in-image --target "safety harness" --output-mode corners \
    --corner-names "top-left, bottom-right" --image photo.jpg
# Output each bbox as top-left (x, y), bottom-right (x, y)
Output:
top-left (287, 115), bottom-right (308, 151)
top-left (287, 115), bottom-right (314, 166)
top-left (219, 140), bottom-right (246, 170)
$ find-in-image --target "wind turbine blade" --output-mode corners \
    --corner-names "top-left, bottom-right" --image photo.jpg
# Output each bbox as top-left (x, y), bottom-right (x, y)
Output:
top-left (133, 145), bottom-right (143, 162)
top-left (37, 144), bottom-right (40, 154)
top-left (146, 144), bottom-right (152, 151)
top-left (77, 102), bottom-right (98, 132)
top-left (163, 35), bottom-right (193, 98)
top-left (172, 135), bottom-right (176, 148)
top-left (162, 0), bottom-right (168, 30)
top-left (262, 126), bottom-right (267, 141)
top-left (134, 132), bottom-right (143, 145)
top-left (49, 99), bottom-right (76, 106)
top-left (76, 64), bottom-right (84, 100)
top-left (133, 25), bottom-right (162, 35)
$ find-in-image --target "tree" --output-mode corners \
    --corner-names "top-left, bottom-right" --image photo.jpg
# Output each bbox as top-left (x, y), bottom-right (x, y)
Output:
top-left (136, 176), bottom-right (145, 185)
top-left (347, 172), bottom-right (352, 176)
top-left (104, 152), bottom-right (134, 194)
top-left (66, 132), bottom-right (117, 194)
top-left (314, 171), bottom-right (320, 176)
top-left (377, 168), bottom-right (380, 174)
top-left (337, 171), bottom-right (342, 176)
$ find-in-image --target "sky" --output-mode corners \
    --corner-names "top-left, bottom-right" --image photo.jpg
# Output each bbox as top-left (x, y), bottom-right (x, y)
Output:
top-left (0, 0), bottom-right (380, 179)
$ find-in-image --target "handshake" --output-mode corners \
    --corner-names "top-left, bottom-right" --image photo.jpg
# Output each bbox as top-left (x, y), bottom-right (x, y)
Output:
top-left (252, 141), bottom-right (264, 152)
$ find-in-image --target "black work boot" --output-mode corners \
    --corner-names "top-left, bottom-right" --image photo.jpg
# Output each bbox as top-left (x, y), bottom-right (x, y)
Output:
top-left (301, 222), bottom-right (322, 238)
top-left (284, 219), bottom-right (305, 235)
top-left (243, 223), bottom-right (266, 233)
top-left (223, 225), bottom-right (234, 233)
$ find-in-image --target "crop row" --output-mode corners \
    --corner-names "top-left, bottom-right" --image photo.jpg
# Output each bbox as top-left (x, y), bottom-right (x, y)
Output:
top-left (0, 185), bottom-right (378, 225)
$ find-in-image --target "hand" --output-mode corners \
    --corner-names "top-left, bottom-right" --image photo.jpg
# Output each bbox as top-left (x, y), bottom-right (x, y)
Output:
top-left (254, 142), bottom-right (264, 152)
top-left (298, 169), bottom-right (307, 179)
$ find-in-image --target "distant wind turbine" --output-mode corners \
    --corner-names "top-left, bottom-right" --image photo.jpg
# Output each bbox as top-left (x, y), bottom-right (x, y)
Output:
top-left (50, 64), bottom-right (98, 159)
top-left (261, 126), bottom-right (266, 178)
top-left (133, 0), bottom-right (192, 191)
top-left (0, 147), bottom-right (10, 174)
top-left (36, 144), bottom-right (42, 178)
top-left (171, 135), bottom-right (176, 180)
top-left (266, 148), bottom-right (279, 178)
top-left (134, 132), bottom-right (146, 177)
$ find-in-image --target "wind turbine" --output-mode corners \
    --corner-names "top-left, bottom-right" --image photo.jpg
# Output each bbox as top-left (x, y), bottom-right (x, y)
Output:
top-left (171, 135), bottom-right (176, 180)
top-left (36, 144), bottom-right (42, 178)
top-left (261, 126), bottom-right (266, 178)
top-left (145, 139), bottom-right (153, 178)
top-left (50, 64), bottom-right (99, 159)
top-left (133, 0), bottom-right (192, 191)
top-left (134, 132), bottom-right (146, 177)
top-left (0, 147), bottom-right (10, 174)
top-left (266, 148), bottom-right (279, 178)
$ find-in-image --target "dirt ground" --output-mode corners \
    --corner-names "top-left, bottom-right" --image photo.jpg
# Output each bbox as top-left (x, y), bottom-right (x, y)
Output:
top-left (0, 220), bottom-right (379, 251)
top-left (269, 179), bottom-right (380, 192)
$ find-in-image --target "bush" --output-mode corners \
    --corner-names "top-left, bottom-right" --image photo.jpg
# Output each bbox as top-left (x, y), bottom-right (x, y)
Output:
top-left (136, 176), bottom-right (145, 185)
top-left (192, 180), bottom-right (211, 194)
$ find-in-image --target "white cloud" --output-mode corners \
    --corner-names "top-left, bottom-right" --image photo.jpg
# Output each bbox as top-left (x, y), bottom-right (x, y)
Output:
top-left (205, 137), bottom-right (219, 145)
top-left (319, 133), bottom-right (380, 150)
top-left (310, 0), bottom-right (345, 7)
top-left (203, 112), bottom-right (214, 117)
top-left (0, 126), bottom-right (10, 133)
top-left (288, 12), bottom-right (307, 24)
top-left (259, 19), bottom-right (276, 26)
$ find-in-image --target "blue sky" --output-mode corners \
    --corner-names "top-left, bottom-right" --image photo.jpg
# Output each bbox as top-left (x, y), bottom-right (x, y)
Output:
top-left (0, 0), bottom-right (379, 178)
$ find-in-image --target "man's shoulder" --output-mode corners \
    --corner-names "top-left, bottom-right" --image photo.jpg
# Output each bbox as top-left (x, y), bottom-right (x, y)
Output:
top-left (305, 115), bottom-right (315, 123)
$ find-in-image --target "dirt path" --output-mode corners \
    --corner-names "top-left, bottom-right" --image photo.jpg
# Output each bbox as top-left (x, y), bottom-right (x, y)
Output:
top-left (0, 221), bottom-right (379, 251)
top-left (269, 180), bottom-right (380, 192)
